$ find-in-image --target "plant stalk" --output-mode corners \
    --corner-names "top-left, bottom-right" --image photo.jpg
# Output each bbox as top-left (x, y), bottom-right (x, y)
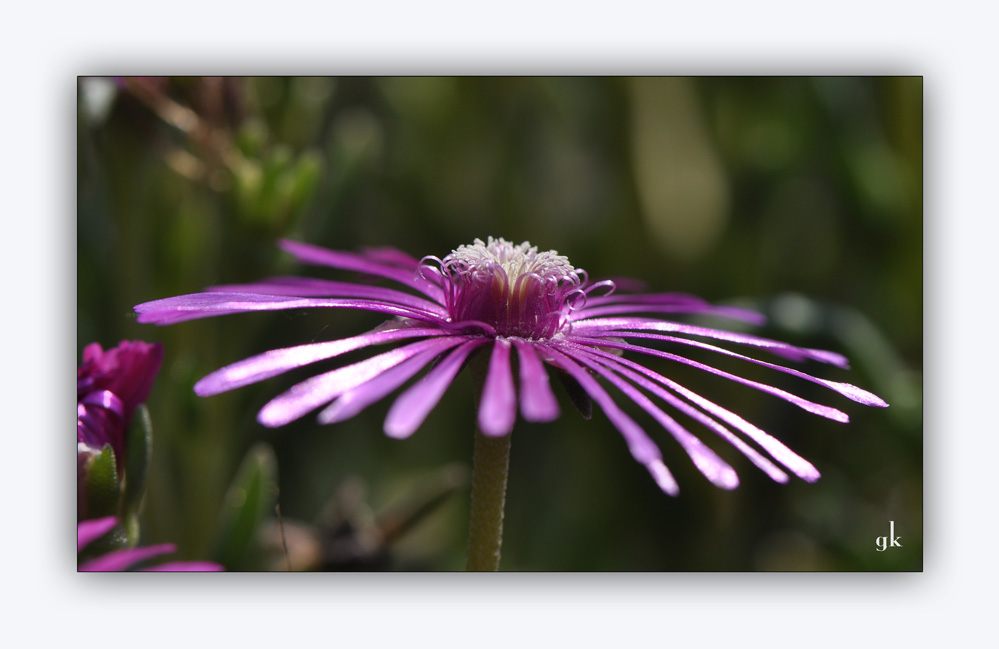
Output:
top-left (465, 428), bottom-right (512, 571)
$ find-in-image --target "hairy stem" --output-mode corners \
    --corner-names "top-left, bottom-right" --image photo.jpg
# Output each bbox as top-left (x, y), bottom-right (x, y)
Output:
top-left (465, 347), bottom-right (513, 571)
top-left (465, 428), bottom-right (512, 571)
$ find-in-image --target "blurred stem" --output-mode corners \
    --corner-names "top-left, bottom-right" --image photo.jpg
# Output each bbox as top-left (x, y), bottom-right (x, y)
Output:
top-left (465, 349), bottom-right (511, 572)
top-left (466, 428), bottom-right (511, 571)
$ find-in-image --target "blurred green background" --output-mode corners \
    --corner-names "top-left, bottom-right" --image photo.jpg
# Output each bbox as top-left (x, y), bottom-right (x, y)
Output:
top-left (77, 76), bottom-right (922, 571)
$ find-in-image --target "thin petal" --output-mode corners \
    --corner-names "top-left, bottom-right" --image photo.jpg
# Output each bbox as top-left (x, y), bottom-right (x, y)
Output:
top-left (564, 343), bottom-right (792, 483)
top-left (575, 332), bottom-right (886, 408)
top-left (360, 245), bottom-right (424, 268)
top-left (557, 342), bottom-right (739, 490)
top-left (79, 543), bottom-right (176, 572)
top-left (512, 340), bottom-right (560, 422)
top-left (135, 292), bottom-right (439, 326)
top-left (278, 239), bottom-right (444, 302)
top-left (564, 340), bottom-right (818, 482)
top-left (570, 303), bottom-right (767, 325)
top-left (209, 277), bottom-right (447, 316)
top-left (571, 317), bottom-right (849, 367)
top-left (144, 561), bottom-right (224, 571)
top-left (257, 337), bottom-right (466, 427)
top-left (318, 346), bottom-right (449, 424)
top-left (195, 326), bottom-right (448, 396)
top-left (77, 516), bottom-right (118, 552)
top-left (647, 459), bottom-right (680, 497)
top-left (543, 345), bottom-right (677, 495)
top-left (575, 291), bottom-right (766, 324)
top-left (478, 339), bottom-right (517, 437)
top-left (384, 339), bottom-right (486, 438)
top-left (569, 335), bottom-right (854, 422)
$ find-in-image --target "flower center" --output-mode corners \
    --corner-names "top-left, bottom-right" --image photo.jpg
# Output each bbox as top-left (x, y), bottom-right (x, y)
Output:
top-left (437, 237), bottom-right (582, 338)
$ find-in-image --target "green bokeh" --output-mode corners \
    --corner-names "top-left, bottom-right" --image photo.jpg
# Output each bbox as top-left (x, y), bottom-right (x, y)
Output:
top-left (77, 76), bottom-right (922, 571)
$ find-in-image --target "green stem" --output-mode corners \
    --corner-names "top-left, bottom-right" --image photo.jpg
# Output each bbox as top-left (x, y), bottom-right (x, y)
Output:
top-left (465, 427), bottom-right (512, 571)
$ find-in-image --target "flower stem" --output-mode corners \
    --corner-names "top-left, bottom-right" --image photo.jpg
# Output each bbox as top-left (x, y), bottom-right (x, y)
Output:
top-left (466, 427), bottom-right (512, 571)
top-left (465, 348), bottom-right (512, 571)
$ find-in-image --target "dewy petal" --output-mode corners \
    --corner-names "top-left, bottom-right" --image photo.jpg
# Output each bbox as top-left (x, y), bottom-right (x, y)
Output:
top-left (543, 345), bottom-right (678, 496)
top-left (571, 317), bottom-right (849, 367)
top-left (360, 245), bottom-right (425, 269)
top-left (570, 303), bottom-right (768, 325)
top-left (512, 340), bottom-right (560, 422)
top-left (569, 335), bottom-right (854, 423)
top-left (77, 516), bottom-right (118, 552)
top-left (556, 342), bottom-right (739, 490)
top-left (135, 293), bottom-right (439, 326)
top-left (257, 337), bottom-right (466, 427)
top-left (195, 326), bottom-right (448, 396)
top-left (575, 331), bottom-right (886, 408)
top-left (478, 339), bottom-right (517, 437)
top-left (564, 343), bottom-right (792, 483)
top-left (278, 239), bottom-right (444, 301)
top-left (565, 341), bottom-right (819, 482)
top-left (318, 345), bottom-right (452, 424)
top-left (384, 339), bottom-right (487, 439)
top-left (79, 543), bottom-right (177, 572)
top-left (209, 277), bottom-right (447, 316)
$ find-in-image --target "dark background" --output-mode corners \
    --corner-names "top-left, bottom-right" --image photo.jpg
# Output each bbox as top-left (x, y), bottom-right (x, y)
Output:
top-left (77, 76), bottom-right (921, 571)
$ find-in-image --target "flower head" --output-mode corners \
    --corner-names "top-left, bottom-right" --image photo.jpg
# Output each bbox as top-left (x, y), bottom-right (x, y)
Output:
top-left (77, 340), bottom-right (163, 462)
top-left (77, 340), bottom-right (163, 519)
top-left (135, 238), bottom-right (887, 495)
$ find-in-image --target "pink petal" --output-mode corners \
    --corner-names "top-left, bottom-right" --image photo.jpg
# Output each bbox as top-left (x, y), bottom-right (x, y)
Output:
top-left (79, 543), bottom-right (176, 572)
top-left (257, 338), bottom-right (464, 427)
top-left (209, 277), bottom-right (447, 315)
top-left (318, 345), bottom-right (454, 424)
top-left (565, 343), bottom-right (792, 483)
top-left (477, 339), bottom-right (517, 437)
top-left (543, 345), bottom-right (676, 495)
top-left (577, 331), bottom-right (886, 407)
top-left (571, 317), bottom-right (849, 367)
top-left (143, 561), bottom-right (224, 571)
top-left (571, 303), bottom-right (767, 325)
top-left (77, 516), bottom-right (118, 552)
top-left (558, 342), bottom-right (739, 490)
top-left (195, 326), bottom-right (448, 396)
top-left (565, 340), bottom-right (819, 482)
top-left (512, 340), bottom-right (560, 422)
top-left (569, 335), bottom-right (854, 422)
top-left (278, 239), bottom-right (444, 301)
top-left (135, 292), bottom-right (438, 326)
top-left (384, 339), bottom-right (486, 439)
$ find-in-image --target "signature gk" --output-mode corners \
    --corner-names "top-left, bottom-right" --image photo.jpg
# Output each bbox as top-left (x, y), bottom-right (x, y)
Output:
top-left (876, 521), bottom-right (902, 552)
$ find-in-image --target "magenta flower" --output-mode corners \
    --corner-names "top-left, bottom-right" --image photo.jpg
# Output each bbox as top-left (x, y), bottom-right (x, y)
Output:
top-left (77, 340), bottom-right (163, 463)
top-left (78, 517), bottom-right (222, 571)
top-left (135, 238), bottom-right (887, 495)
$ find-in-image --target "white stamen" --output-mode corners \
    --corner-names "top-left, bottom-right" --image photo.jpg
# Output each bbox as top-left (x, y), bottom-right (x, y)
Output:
top-left (447, 237), bottom-right (577, 283)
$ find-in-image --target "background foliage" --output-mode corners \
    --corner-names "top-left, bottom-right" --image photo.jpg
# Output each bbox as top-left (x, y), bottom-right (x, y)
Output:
top-left (77, 76), bottom-right (921, 571)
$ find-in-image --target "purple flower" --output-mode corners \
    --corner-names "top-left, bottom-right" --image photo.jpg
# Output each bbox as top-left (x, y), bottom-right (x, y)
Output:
top-left (135, 238), bottom-right (887, 495)
top-left (77, 340), bottom-right (163, 463)
top-left (78, 340), bottom-right (163, 519)
top-left (78, 517), bottom-right (223, 571)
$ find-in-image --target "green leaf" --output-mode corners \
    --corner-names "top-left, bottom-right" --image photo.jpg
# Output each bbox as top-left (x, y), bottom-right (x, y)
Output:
top-left (212, 443), bottom-right (279, 570)
top-left (84, 444), bottom-right (121, 519)
top-left (122, 404), bottom-right (153, 519)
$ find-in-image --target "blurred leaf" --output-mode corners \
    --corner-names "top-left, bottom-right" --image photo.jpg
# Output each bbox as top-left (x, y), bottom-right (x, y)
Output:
top-left (122, 404), bottom-right (153, 543)
top-left (122, 404), bottom-right (153, 516)
top-left (85, 444), bottom-right (121, 520)
top-left (212, 443), bottom-right (279, 570)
